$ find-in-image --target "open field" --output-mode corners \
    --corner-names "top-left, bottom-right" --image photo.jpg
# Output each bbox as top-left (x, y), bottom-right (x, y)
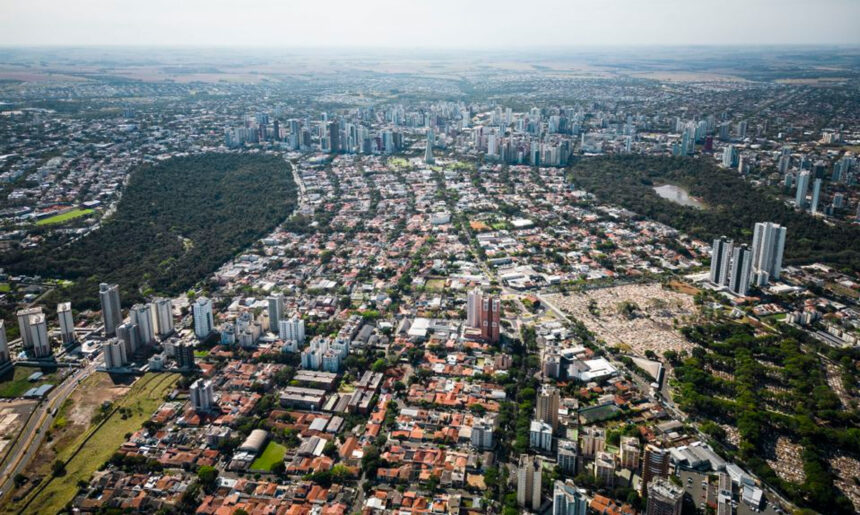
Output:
top-left (35, 208), bottom-right (94, 226)
top-left (4, 372), bottom-right (179, 514)
top-left (251, 441), bottom-right (286, 471)
top-left (0, 366), bottom-right (61, 398)
top-left (545, 283), bottom-right (699, 357)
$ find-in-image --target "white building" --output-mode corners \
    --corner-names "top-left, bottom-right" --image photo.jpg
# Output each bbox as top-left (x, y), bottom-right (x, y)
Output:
top-left (471, 418), bottom-right (495, 450)
top-left (279, 316), bottom-right (305, 344)
top-left (99, 283), bottom-right (122, 336)
top-left (796, 170), bottom-right (811, 210)
top-left (153, 298), bottom-right (174, 337)
top-left (103, 339), bottom-right (128, 369)
top-left (57, 302), bottom-right (75, 345)
top-left (190, 378), bottom-right (214, 411)
top-left (552, 479), bottom-right (587, 515)
top-left (530, 419), bottom-right (553, 452)
top-left (750, 222), bottom-right (786, 286)
top-left (130, 303), bottom-right (155, 345)
top-left (0, 320), bottom-right (10, 365)
top-left (267, 294), bottom-right (284, 331)
top-left (193, 297), bottom-right (214, 339)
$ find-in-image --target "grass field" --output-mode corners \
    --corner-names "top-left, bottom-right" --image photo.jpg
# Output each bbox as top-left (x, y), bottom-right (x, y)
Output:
top-left (0, 283), bottom-right (10, 293)
top-left (5, 372), bottom-right (179, 514)
top-left (250, 441), bottom-right (286, 471)
top-left (35, 208), bottom-right (94, 226)
top-left (424, 278), bottom-right (446, 291)
top-left (0, 366), bottom-right (60, 398)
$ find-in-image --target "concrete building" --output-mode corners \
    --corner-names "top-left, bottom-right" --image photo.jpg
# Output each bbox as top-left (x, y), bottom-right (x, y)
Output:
top-left (727, 244), bottom-right (752, 296)
top-left (103, 338), bottom-right (128, 369)
top-left (0, 321), bottom-right (11, 370)
top-left (175, 342), bottom-right (195, 370)
top-left (594, 451), bottom-right (616, 486)
top-left (642, 444), bottom-right (670, 492)
top-left (646, 478), bottom-right (684, 515)
top-left (57, 302), bottom-right (75, 345)
top-left (130, 303), bottom-right (155, 345)
top-left (466, 288), bottom-right (481, 328)
top-left (750, 222), bottom-right (786, 286)
top-left (153, 298), bottom-right (174, 337)
top-left (267, 293), bottom-right (284, 331)
top-left (190, 378), bottom-right (214, 411)
top-left (480, 294), bottom-right (501, 343)
top-left (557, 439), bottom-right (578, 475)
top-left (811, 178), bottom-right (822, 214)
top-left (116, 322), bottom-right (139, 358)
top-left (17, 307), bottom-right (42, 356)
top-left (580, 427), bottom-right (606, 458)
top-left (517, 454), bottom-right (542, 511)
top-left (99, 283), bottom-right (122, 336)
top-left (279, 316), bottom-right (305, 344)
top-left (193, 297), bottom-right (214, 339)
top-left (537, 385), bottom-right (560, 432)
top-left (709, 237), bottom-right (732, 286)
top-left (19, 311), bottom-right (50, 359)
top-left (796, 170), bottom-right (811, 210)
top-left (552, 479), bottom-right (587, 515)
top-left (471, 418), bottom-right (495, 450)
top-left (530, 419), bottom-right (553, 452)
top-left (619, 436), bottom-right (641, 469)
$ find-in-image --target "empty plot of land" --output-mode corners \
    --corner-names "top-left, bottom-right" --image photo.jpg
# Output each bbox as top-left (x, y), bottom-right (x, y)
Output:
top-left (545, 283), bottom-right (698, 356)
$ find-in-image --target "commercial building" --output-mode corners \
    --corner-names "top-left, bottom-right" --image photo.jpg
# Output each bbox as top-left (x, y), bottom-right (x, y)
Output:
top-left (99, 283), bottom-right (122, 336)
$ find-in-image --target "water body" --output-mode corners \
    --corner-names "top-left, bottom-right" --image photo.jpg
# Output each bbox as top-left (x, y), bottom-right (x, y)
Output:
top-left (653, 184), bottom-right (705, 209)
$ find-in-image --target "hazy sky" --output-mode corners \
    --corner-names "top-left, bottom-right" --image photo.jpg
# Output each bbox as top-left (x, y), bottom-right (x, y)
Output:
top-left (2, 0), bottom-right (859, 47)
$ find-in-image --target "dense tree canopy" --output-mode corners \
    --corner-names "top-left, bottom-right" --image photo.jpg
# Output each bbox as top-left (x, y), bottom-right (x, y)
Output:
top-left (568, 155), bottom-right (860, 272)
top-left (2, 153), bottom-right (297, 308)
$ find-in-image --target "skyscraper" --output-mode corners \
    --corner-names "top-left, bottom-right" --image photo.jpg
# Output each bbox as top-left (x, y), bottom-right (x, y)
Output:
top-left (279, 316), bottom-right (306, 344)
top-left (0, 321), bottom-right (11, 371)
top-left (750, 222), bottom-right (787, 286)
top-left (27, 313), bottom-right (51, 359)
top-left (642, 444), bottom-right (670, 492)
top-left (537, 385), bottom-right (560, 432)
top-left (517, 454), bottom-right (542, 511)
top-left (811, 178), bottom-right (822, 214)
top-left (57, 302), bottom-right (75, 345)
top-left (466, 288), bottom-right (482, 329)
top-left (99, 283), bottom-right (122, 336)
top-left (16, 307), bottom-right (42, 355)
top-left (153, 298), bottom-right (174, 337)
top-left (727, 244), bottom-right (752, 296)
top-left (646, 478), bottom-right (684, 515)
top-left (552, 480), bottom-right (587, 515)
top-left (103, 339), bottom-right (128, 369)
top-left (480, 294), bottom-right (501, 343)
top-left (192, 297), bottom-right (214, 339)
top-left (709, 237), bottom-right (733, 286)
top-left (424, 129), bottom-right (435, 164)
top-left (267, 294), bottom-right (284, 332)
top-left (795, 170), bottom-right (811, 210)
top-left (130, 303), bottom-right (155, 345)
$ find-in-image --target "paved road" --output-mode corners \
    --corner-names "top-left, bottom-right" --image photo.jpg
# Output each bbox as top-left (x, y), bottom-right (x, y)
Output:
top-left (0, 357), bottom-right (99, 498)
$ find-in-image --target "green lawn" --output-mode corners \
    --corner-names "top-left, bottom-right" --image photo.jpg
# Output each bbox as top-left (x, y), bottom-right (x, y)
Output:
top-left (0, 366), bottom-right (60, 398)
top-left (251, 441), bottom-right (286, 471)
top-left (6, 372), bottom-right (179, 514)
top-left (193, 349), bottom-right (210, 358)
top-left (0, 283), bottom-right (10, 293)
top-left (35, 208), bottom-right (94, 226)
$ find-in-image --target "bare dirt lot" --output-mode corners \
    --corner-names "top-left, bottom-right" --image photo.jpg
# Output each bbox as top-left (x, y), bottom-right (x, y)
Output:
top-left (545, 282), bottom-right (699, 356)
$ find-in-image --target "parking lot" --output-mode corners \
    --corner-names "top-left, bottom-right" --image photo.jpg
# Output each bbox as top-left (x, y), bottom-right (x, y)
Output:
top-left (676, 469), bottom-right (786, 515)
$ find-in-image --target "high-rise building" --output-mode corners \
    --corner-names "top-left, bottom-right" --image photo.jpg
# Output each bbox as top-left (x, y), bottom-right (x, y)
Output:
top-left (17, 307), bottom-right (43, 356)
top-left (99, 283), bottom-right (122, 336)
top-left (557, 439), bottom-right (578, 475)
top-left (190, 378), bottom-right (214, 411)
top-left (552, 480), bottom-right (587, 515)
top-left (471, 418), bottom-right (495, 450)
top-left (709, 237), bottom-right (733, 286)
top-left (130, 304), bottom-right (155, 345)
top-left (517, 454), bottom-right (542, 511)
top-left (811, 178), bottom-right (822, 214)
top-left (153, 298), bottom-right (174, 337)
top-left (175, 342), bottom-right (196, 370)
top-left (594, 451), bottom-right (616, 486)
top-left (466, 288), bottom-right (482, 328)
top-left (18, 310), bottom-right (51, 359)
top-left (619, 436), bottom-right (641, 469)
top-left (267, 294), bottom-right (284, 332)
top-left (57, 302), bottom-right (75, 345)
top-left (0, 321), bottom-right (11, 369)
top-left (642, 445), bottom-right (670, 492)
top-left (750, 222), bottom-right (786, 286)
top-left (279, 316), bottom-right (305, 344)
top-left (795, 171), bottom-right (811, 210)
top-left (537, 385), bottom-right (560, 432)
top-left (727, 245), bottom-right (752, 296)
top-left (116, 322), bottom-right (139, 358)
top-left (424, 129), bottom-right (435, 164)
top-left (646, 478), bottom-right (684, 515)
top-left (530, 420), bottom-right (554, 452)
top-left (480, 294), bottom-right (501, 343)
top-left (580, 427), bottom-right (606, 458)
top-left (103, 338), bottom-right (128, 369)
top-left (192, 297), bottom-right (214, 339)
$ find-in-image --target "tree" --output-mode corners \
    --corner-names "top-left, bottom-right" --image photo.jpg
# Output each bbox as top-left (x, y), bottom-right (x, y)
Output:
top-left (197, 465), bottom-right (218, 492)
top-left (51, 460), bottom-right (66, 477)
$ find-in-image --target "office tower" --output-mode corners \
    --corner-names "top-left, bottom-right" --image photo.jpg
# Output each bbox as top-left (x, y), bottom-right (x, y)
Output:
top-left (279, 316), bottom-right (306, 344)
top-left (480, 294), bottom-right (501, 343)
top-left (0, 320), bottom-right (10, 367)
top-left (642, 444), bottom-right (670, 492)
top-left (153, 298), bottom-right (174, 337)
top-left (709, 237), bottom-right (733, 286)
top-left (57, 302), bottom-right (75, 345)
top-left (811, 178), bottom-right (822, 214)
top-left (646, 478), bottom-right (684, 515)
top-left (466, 288), bottom-right (482, 328)
top-left (471, 419), bottom-right (495, 450)
top-left (537, 386), bottom-right (560, 432)
top-left (557, 439), bottom-right (578, 475)
top-left (619, 436), bottom-right (641, 469)
top-left (424, 129), bottom-right (435, 164)
top-left (16, 307), bottom-right (42, 355)
top-left (795, 171), bottom-right (811, 210)
top-left (552, 480), bottom-right (587, 515)
top-left (190, 378), bottom-right (214, 411)
top-left (267, 294), bottom-right (284, 331)
top-left (580, 427), bottom-right (606, 458)
top-left (517, 454), bottom-right (542, 511)
top-left (99, 283), bottom-right (122, 336)
top-left (192, 297), bottom-right (214, 339)
top-left (103, 339), bottom-right (128, 369)
top-left (175, 342), bottom-right (196, 370)
top-left (727, 245), bottom-right (752, 296)
top-left (116, 322), bottom-right (139, 358)
top-left (750, 222), bottom-right (787, 286)
top-left (594, 451), bottom-right (616, 486)
top-left (130, 304), bottom-right (155, 345)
